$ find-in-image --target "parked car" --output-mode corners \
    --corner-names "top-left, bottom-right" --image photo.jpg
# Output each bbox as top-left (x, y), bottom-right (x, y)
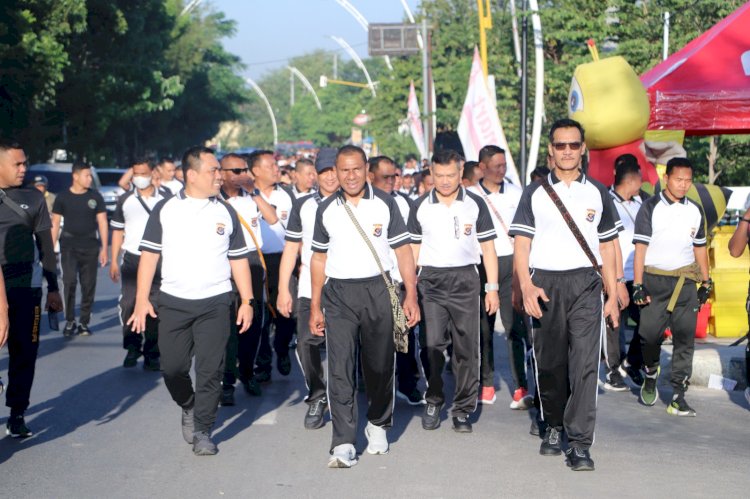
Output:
top-left (95, 167), bottom-right (128, 214)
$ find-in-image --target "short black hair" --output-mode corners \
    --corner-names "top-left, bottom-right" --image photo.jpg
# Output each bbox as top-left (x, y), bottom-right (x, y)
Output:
top-left (0, 138), bottom-right (22, 153)
top-left (295, 157), bottom-right (314, 169)
top-left (220, 153), bottom-right (246, 164)
top-left (181, 145), bottom-right (215, 177)
top-left (405, 154), bottom-right (418, 163)
top-left (530, 166), bottom-right (550, 182)
top-left (158, 156), bottom-right (175, 165)
top-left (336, 145), bottom-right (367, 165)
top-left (614, 154), bottom-right (641, 186)
top-left (666, 157), bottom-right (693, 176)
top-left (247, 150), bottom-right (274, 173)
top-left (72, 161), bottom-right (90, 174)
top-left (431, 149), bottom-right (463, 166)
top-left (478, 145), bottom-right (505, 164)
top-left (462, 161), bottom-right (480, 181)
top-left (548, 118), bottom-right (585, 143)
top-left (368, 155), bottom-right (395, 173)
top-left (132, 156), bottom-right (157, 170)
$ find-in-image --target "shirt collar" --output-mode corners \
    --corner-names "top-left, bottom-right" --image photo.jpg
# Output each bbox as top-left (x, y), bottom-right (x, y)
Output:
top-left (177, 188), bottom-right (218, 203)
top-left (429, 186), bottom-right (465, 203)
top-left (336, 182), bottom-right (374, 202)
top-left (659, 191), bottom-right (687, 205)
top-left (549, 170), bottom-right (585, 185)
top-left (478, 179), bottom-right (505, 194)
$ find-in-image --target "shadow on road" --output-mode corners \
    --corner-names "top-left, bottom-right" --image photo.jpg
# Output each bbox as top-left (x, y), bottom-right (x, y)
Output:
top-left (0, 367), bottom-right (161, 465)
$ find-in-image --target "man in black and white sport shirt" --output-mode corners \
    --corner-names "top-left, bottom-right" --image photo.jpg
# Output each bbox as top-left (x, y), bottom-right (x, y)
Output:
top-left (510, 118), bottom-right (620, 471)
top-left (248, 150), bottom-right (296, 382)
top-left (110, 158), bottom-right (169, 371)
top-left (129, 146), bottom-right (254, 456)
top-left (309, 145), bottom-right (420, 468)
top-left (218, 153), bottom-right (279, 405)
top-left (604, 155), bottom-right (645, 390)
top-left (277, 148), bottom-right (339, 429)
top-left (470, 144), bottom-right (532, 410)
top-left (368, 155), bottom-right (425, 406)
top-left (633, 157), bottom-right (710, 417)
top-left (410, 149), bottom-right (499, 433)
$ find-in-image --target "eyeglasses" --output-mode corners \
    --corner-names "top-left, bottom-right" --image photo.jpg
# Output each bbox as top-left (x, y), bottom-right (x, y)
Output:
top-left (221, 168), bottom-right (249, 175)
top-left (552, 142), bottom-right (582, 151)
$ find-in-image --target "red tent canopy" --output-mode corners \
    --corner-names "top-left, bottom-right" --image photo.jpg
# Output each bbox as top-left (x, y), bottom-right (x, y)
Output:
top-left (641, 2), bottom-right (750, 135)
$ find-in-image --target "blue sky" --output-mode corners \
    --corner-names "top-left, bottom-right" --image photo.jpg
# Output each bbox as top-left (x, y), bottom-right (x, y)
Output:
top-left (210, 0), bottom-right (421, 79)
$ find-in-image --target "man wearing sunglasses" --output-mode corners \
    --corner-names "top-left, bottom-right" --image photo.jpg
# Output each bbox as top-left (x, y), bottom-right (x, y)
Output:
top-left (218, 153), bottom-right (279, 405)
top-left (510, 118), bottom-right (621, 471)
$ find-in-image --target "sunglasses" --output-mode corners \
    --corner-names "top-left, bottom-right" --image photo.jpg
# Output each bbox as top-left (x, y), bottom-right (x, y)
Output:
top-left (221, 168), bottom-right (249, 175)
top-left (552, 142), bottom-right (582, 151)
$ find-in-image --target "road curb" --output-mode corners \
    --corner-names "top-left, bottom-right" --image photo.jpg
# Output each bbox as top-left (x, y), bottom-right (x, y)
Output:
top-left (661, 342), bottom-right (747, 390)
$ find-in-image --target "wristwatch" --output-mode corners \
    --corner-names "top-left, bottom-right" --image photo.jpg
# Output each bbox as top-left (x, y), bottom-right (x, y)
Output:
top-left (616, 277), bottom-right (627, 284)
top-left (244, 298), bottom-right (256, 306)
top-left (484, 283), bottom-right (499, 292)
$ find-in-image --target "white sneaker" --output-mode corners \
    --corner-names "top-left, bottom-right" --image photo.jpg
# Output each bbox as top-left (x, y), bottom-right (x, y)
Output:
top-left (328, 444), bottom-right (358, 468)
top-left (744, 387), bottom-right (750, 408)
top-left (365, 421), bottom-right (389, 455)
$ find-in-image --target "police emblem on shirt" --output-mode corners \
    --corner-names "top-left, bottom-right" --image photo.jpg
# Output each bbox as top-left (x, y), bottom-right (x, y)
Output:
top-left (251, 217), bottom-right (258, 228)
top-left (585, 209), bottom-right (596, 223)
top-left (280, 210), bottom-right (288, 221)
top-left (373, 224), bottom-right (383, 237)
top-left (690, 228), bottom-right (696, 238)
top-left (216, 223), bottom-right (226, 235)
top-left (464, 224), bottom-right (473, 236)
top-left (87, 199), bottom-right (97, 209)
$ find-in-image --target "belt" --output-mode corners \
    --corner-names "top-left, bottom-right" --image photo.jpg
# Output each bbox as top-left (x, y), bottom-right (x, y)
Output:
top-left (645, 263), bottom-right (702, 313)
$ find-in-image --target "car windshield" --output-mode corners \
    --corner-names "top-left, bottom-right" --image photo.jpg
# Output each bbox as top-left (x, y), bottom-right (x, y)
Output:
top-left (97, 171), bottom-right (123, 187)
top-left (26, 171), bottom-right (72, 194)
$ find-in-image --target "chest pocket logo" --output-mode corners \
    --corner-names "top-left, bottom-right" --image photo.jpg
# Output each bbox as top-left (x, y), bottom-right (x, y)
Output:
top-left (464, 224), bottom-right (473, 236)
top-left (585, 209), bottom-right (596, 223)
top-left (280, 210), bottom-right (288, 221)
top-left (87, 199), bottom-right (98, 209)
top-left (373, 224), bottom-right (383, 237)
top-left (216, 223), bottom-right (226, 235)
top-left (690, 228), bottom-right (697, 238)
top-left (251, 217), bottom-right (258, 228)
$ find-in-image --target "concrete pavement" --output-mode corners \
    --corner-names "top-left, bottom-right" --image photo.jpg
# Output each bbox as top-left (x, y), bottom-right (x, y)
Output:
top-left (1, 270), bottom-right (748, 498)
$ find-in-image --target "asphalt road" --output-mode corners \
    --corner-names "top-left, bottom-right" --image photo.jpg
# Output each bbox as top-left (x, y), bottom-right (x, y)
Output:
top-left (1, 269), bottom-right (749, 498)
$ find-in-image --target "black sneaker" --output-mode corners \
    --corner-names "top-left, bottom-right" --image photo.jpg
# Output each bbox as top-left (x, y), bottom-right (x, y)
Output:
top-left (277, 353), bottom-right (292, 376)
top-left (396, 388), bottom-right (425, 406)
top-left (220, 385), bottom-right (235, 406)
top-left (451, 415), bottom-right (472, 433)
top-left (254, 370), bottom-right (271, 384)
top-left (304, 398), bottom-right (327, 429)
top-left (667, 392), bottom-right (697, 417)
top-left (123, 349), bottom-right (141, 368)
top-left (192, 431), bottom-right (217, 456)
top-left (143, 357), bottom-right (161, 372)
top-left (619, 361), bottom-right (644, 386)
top-left (422, 403), bottom-right (442, 430)
top-left (604, 369), bottom-right (629, 392)
top-left (241, 376), bottom-right (262, 396)
top-left (63, 321), bottom-right (77, 338)
top-left (181, 407), bottom-right (194, 444)
top-left (540, 427), bottom-right (562, 456)
top-left (566, 447), bottom-right (595, 471)
top-left (6, 415), bottom-right (33, 438)
top-left (77, 323), bottom-right (92, 336)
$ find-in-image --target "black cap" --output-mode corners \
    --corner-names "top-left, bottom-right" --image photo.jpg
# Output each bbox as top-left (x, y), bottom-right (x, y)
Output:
top-left (315, 148), bottom-right (337, 173)
top-left (33, 175), bottom-right (48, 186)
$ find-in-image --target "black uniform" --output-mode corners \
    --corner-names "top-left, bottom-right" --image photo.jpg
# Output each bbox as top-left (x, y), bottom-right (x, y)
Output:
top-left (0, 187), bottom-right (58, 418)
top-left (52, 188), bottom-right (106, 326)
top-left (509, 172), bottom-right (619, 450)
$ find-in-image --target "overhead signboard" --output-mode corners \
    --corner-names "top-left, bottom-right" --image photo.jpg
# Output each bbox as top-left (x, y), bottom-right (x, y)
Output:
top-left (368, 23), bottom-right (420, 56)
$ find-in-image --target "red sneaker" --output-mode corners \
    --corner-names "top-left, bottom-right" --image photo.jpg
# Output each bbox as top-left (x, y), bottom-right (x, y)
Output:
top-left (510, 388), bottom-right (532, 410)
top-left (478, 386), bottom-right (496, 404)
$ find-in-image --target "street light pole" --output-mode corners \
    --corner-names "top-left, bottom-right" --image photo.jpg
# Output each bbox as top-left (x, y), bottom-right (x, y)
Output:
top-left (519, 0), bottom-right (528, 183)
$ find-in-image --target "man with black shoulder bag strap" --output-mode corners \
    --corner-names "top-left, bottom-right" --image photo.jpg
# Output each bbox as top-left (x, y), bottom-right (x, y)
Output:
top-left (0, 139), bottom-right (63, 438)
top-left (309, 146), bottom-right (419, 469)
top-left (510, 119), bottom-right (620, 472)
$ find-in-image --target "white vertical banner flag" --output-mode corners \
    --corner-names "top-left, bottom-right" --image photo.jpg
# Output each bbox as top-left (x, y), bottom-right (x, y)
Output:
top-left (457, 47), bottom-right (519, 185)
top-left (407, 81), bottom-right (427, 160)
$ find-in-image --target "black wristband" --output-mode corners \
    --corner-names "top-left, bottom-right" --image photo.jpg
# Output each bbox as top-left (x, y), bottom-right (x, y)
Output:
top-left (742, 218), bottom-right (750, 224)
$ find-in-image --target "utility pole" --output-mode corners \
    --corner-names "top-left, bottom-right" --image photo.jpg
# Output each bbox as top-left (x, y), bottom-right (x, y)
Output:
top-left (422, 19), bottom-right (431, 158)
top-left (333, 53), bottom-right (338, 79)
top-left (519, 0), bottom-right (528, 182)
top-left (290, 71), bottom-right (295, 107)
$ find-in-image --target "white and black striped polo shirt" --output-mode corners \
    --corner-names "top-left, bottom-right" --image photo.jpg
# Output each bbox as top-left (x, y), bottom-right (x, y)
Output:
top-left (409, 186), bottom-right (496, 268)
top-left (633, 191), bottom-right (706, 270)
top-left (140, 190), bottom-right (250, 300)
top-left (111, 189), bottom-right (169, 255)
top-left (221, 188), bottom-right (264, 252)
top-left (312, 183), bottom-right (410, 279)
top-left (509, 172), bottom-right (620, 271)
top-left (285, 191), bottom-right (327, 298)
top-left (468, 179), bottom-right (522, 257)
